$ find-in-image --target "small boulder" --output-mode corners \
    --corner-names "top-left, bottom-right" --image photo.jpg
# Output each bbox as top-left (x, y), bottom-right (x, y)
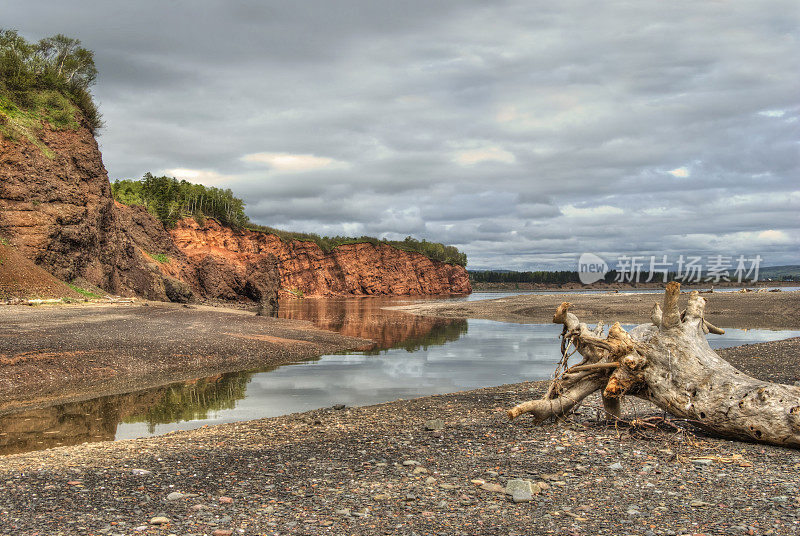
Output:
top-left (425, 419), bottom-right (445, 431)
top-left (511, 490), bottom-right (533, 503)
top-left (163, 276), bottom-right (193, 303)
top-left (505, 479), bottom-right (534, 495)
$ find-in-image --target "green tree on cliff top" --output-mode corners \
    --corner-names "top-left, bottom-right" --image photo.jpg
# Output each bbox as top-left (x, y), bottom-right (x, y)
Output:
top-left (0, 29), bottom-right (102, 132)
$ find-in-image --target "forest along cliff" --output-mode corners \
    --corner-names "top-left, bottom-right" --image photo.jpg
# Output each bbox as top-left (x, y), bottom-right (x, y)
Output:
top-left (0, 113), bottom-right (469, 302)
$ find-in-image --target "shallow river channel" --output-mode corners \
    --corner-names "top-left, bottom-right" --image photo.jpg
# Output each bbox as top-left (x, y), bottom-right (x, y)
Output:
top-left (1, 292), bottom-right (798, 455)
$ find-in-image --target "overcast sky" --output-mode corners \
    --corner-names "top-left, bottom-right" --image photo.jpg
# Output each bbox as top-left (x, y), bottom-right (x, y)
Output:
top-left (5, 0), bottom-right (799, 269)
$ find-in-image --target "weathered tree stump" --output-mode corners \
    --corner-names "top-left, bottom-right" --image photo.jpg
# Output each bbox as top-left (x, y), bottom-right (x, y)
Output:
top-left (508, 282), bottom-right (800, 448)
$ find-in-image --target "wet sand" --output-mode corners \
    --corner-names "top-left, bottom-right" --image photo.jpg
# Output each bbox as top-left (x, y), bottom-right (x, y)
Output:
top-left (389, 289), bottom-right (800, 329)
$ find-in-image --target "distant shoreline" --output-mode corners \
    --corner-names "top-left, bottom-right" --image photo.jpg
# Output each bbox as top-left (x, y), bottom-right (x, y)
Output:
top-left (391, 287), bottom-right (800, 329)
top-left (470, 280), bottom-right (798, 292)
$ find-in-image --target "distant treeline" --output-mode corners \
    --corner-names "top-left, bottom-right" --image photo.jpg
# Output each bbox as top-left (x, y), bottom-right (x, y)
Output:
top-left (470, 269), bottom-right (797, 284)
top-left (0, 29), bottom-right (102, 132)
top-left (112, 174), bottom-right (467, 267)
top-left (470, 270), bottom-right (617, 284)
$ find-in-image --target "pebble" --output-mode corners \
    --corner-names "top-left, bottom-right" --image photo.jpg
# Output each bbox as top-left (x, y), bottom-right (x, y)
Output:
top-left (212, 530), bottom-right (233, 536)
top-left (2, 341), bottom-right (795, 535)
top-left (149, 516), bottom-right (170, 525)
top-left (479, 482), bottom-right (506, 493)
top-left (219, 496), bottom-right (234, 504)
top-left (402, 460), bottom-right (420, 466)
top-left (131, 469), bottom-right (151, 476)
top-left (470, 478), bottom-right (485, 486)
top-left (609, 462), bottom-right (624, 471)
top-left (412, 466), bottom-right (428, 474)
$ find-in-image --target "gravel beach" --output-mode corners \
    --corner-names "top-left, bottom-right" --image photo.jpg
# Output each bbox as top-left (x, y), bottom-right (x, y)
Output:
top-left (0, 336), bottom-right (798, 535)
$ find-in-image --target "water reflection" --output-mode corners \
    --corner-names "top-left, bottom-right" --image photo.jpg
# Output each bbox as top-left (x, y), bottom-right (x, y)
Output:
top-left (277, 296), bottom-right (468, 351)
top-left (0, 372), bottom-right (258, 455)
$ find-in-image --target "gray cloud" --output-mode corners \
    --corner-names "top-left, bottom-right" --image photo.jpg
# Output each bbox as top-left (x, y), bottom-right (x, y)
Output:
top-left (3, 0), bottom-right (798, 269)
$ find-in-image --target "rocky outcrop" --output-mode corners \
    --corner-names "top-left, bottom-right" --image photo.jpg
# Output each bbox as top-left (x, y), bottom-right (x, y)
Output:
top-left (0, 121), bottom-right (280, 304)
top-left (171, 219), bottom-right (471, 297)
top-left (0, 120), bottom-right (146, 294)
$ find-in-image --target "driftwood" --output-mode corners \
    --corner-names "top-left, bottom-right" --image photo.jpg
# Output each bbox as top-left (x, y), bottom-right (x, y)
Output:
top-left (508, 282), bottom-right (800, 448)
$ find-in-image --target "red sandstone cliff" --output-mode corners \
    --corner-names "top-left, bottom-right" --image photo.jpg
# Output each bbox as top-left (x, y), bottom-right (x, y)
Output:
top-left (0, 115), bottom-right (469, 301)
top-left (171, 219), bottom-right (472, 297)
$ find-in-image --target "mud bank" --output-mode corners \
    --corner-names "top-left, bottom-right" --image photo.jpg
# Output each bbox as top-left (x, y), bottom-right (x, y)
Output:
top-left (389, 289), bottom-right (800, 329)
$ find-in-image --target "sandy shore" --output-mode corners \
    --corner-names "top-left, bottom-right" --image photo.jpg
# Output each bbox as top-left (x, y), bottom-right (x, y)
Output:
top-left (390, 289), bottom-right (800, 329)
top-left (0, 302), bottom-right (371, 414)
top-left (0, 337), bottom-right (798, 535)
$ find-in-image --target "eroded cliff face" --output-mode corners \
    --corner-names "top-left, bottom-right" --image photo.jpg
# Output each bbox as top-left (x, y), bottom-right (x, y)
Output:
top-left (0, 120), bottom-right (153, 294)
top-left (0, 121), bottom-right (280, 304)
top-left (171, 218), bottom-right (472, 297)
